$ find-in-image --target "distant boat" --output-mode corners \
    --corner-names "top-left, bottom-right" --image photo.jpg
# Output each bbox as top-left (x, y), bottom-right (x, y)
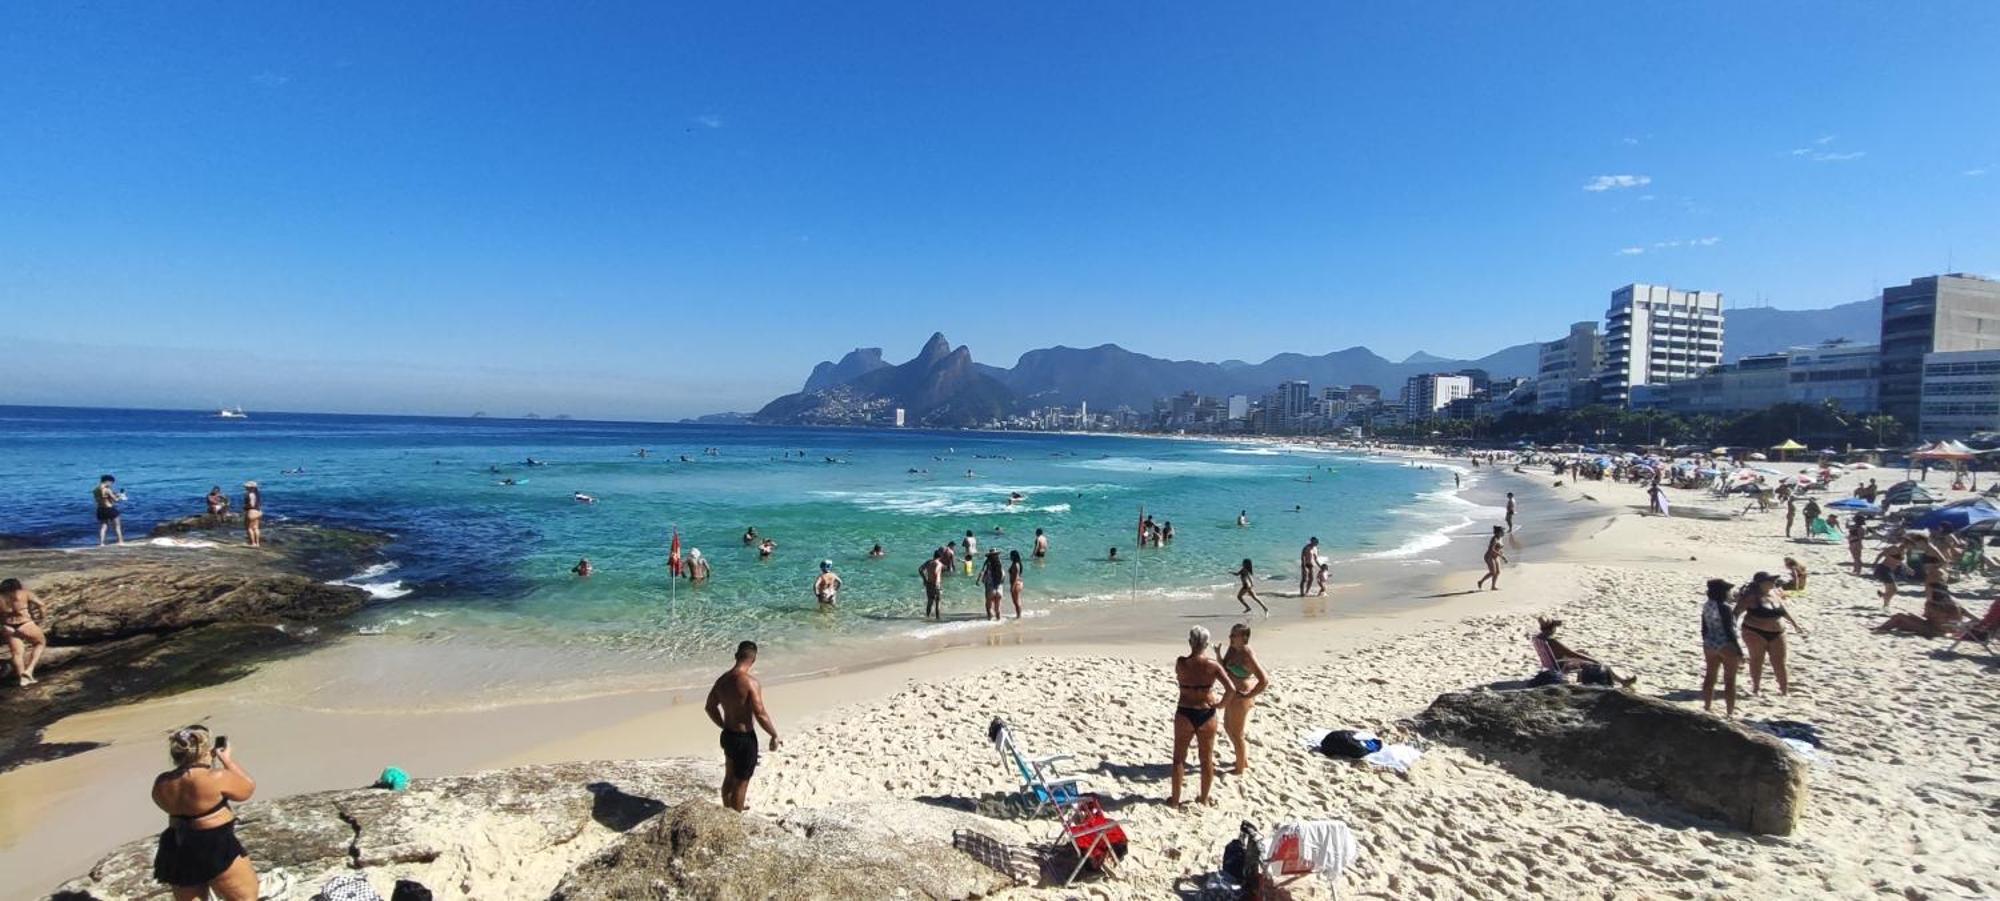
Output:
top-left (215, 406), bottom-right (249, 419)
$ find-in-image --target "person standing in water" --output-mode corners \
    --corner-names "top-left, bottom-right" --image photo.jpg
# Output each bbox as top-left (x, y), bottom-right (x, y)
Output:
top-left (1297, 538), bottom-right (1320, 596)
top-left (1504, 492), bottom-right (1517, 532)
top-left (705, 641), bottom-right (781, 812)
top-left (812, 560), bottom-right (842, 607)
top-left (241, 481), bottom-right (262, 548)
top-left (1232, 559), bottom-right (1266, 614)
top-left (1006, 550), bottom-right (1025, 619)
top-left (919, 549), bottom-right (945, 620)
top-left (978, 550), bottom-right (1004, 620)
top-left (1032, 528), bottom-right (1049, 560)
top-left (1236, 510), bottom-right (1248, 528)
top-left (1476, 526), bottom-right (1507, 590)
top-left (93, 475), bottom-right (125, 546)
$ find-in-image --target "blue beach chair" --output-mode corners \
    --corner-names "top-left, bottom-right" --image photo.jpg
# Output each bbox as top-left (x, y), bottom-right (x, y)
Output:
top-left (988, 718), bottom-right (1088, 820)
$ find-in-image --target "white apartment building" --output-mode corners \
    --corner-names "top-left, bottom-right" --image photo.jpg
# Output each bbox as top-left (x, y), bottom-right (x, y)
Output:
top-left (1598, 283), bottom-right (1725, 406)
top-left (1786, 342), bottom-right (1880, 412)
top-left (1919, 349), bottom-right (2000, 439)
top-left (1402, 373), bottom-right (1472, 420)
top-left (1536, 320), bottom-right (1603, 412)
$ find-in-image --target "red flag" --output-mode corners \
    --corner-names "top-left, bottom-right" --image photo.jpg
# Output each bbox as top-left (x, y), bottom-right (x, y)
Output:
top-left (669, 530), bottom-right (683, 576)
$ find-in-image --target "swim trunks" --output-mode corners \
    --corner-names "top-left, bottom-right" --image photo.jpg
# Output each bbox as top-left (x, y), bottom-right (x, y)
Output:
top-left (720, 730), bottom-right (759, 777)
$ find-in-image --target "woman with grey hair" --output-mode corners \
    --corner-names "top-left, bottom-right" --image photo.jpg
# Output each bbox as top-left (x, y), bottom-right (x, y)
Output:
top-left (1170, 625), bottom-right (1242, 807)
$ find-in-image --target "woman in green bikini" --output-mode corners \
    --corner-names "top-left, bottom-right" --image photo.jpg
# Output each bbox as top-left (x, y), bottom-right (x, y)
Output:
top-left (1218, 623), bottom-right (1270, 775)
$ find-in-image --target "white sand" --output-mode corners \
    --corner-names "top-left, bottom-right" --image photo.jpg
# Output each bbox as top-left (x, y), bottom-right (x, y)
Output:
top-left (8, 463), bottom-right (1999, 898)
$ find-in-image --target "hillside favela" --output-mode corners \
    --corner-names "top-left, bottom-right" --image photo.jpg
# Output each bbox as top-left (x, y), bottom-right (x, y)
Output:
top-left (2, 5), bottom-right (1996, 901)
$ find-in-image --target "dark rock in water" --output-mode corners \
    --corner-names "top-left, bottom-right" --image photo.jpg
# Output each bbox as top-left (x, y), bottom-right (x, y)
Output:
top-left (34, 565), bottom-right (366, 643)
top-left (549, 798), bottom-right (1016, 901)
top-left (52, 760), bottom-right (722, 900)
top-left (1412, 686), bottom-right (1809, 835)
top-left (148, 512), bottom-right (239, 536)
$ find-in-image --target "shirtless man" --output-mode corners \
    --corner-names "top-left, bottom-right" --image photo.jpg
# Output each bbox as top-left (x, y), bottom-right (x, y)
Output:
top-left (813, 560), bottom-right (842, 607)
top-left (705, 641), bottom-right (781, 811)
top-left (3, 579), bottom-right (47, 686)
top-left (919, 549), bottom-right (946, 619)
top-left (1505, 493), bottom-right (1517, 532)
top-left (1297, 538), bottom-right (1320, 596)
top-left (93, 475), bottom-right (125, 546)
top-left (1032, 528), bottom-right (1049, 559)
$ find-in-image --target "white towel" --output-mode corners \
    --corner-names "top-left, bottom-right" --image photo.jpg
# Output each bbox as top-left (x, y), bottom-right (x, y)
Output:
top-left (1265, 820), bottom-right (1361, 886)
top-left (1363, 743), bottom-right (1423, 773)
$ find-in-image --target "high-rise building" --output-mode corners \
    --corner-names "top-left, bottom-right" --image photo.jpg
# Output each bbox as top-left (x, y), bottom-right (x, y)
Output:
top-left (1348, 385), bottom-right (1381, 405)
top-left (1277, 380), bottom-right (1312, 430)
top-left (1919, 349), bottom-right (2000, 439)
top-left (1402, 373), bottom-right (1473, 420)
top-left (1536, 321), bottom-right (1603, 412)
top-left (1878, 274), bottom-right (2000, 426)
top-left (1226, 395), bottom-right (1250, 421)
top-left (1598, 283), bottom-right (1725, 406)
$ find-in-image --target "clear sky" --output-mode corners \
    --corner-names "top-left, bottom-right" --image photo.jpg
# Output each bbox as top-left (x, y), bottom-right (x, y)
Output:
top-left (2, 2), bottom-right (1995, 419)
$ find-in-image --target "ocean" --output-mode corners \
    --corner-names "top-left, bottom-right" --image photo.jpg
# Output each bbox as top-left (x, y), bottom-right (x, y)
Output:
top-left (0, 405), bottom-right (1501, 699)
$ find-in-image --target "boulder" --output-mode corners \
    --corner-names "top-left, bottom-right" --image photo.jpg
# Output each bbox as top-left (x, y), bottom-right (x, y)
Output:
top-left (50, 759), bottom-right (720, 900)
top-left (33, 565), bottom-right (367, 643)
top-left (1412, 686), bottom-right (1809, 835)
top-left (548, 799), bottom-right (1018, 900)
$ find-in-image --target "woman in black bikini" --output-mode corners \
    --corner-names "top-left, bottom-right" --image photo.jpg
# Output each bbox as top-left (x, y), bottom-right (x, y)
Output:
top-left (1169, 626), bottom-right (1242, 807)
top-left (1475, 525), bottom-right (1506, 590)
top-left (3, 577), bottom-right (48, 686)
top-left (1871, 542), bottom-right (1907, 607)
top-left (1232, 559), bottom-right (1266, 614)
top-left (1734, 572), bottom-right (1805, 696)
top-left (151, 725), bottom-right (258, 900)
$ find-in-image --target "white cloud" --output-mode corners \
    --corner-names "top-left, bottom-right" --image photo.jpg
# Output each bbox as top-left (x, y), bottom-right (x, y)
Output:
top-left (1617, 246), bottom-right (1646, 256)
top-left (1585, 174), bottom-right (1651, 192)
top-left (1621, 137), bottom-right (1640, 146)
top-left (1811, 151), bottom-right (1866, 161)
top-left (1967, 168), bottom-right (1989, 177)
top-left (1789, 147), bottom-right (1813, 156)
top-left (693, 114), bottom-right (724, 129)
top-left (1638, 194), bottom-right (1656, 201)
top-left (251, 71), bottom-right (291, 88)
top-left (1692, 236), bottom-right (1721, 246)
top-left (1815, 134), bottom-right (1837, 145)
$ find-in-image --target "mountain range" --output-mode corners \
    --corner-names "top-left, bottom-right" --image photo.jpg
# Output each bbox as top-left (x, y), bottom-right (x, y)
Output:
top-left (755, 299), bottom-right (1885, 426)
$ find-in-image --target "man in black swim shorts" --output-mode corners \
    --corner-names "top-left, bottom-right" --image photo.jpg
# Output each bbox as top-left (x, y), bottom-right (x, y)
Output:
top-left (705, 640), bottom-right (781, 811)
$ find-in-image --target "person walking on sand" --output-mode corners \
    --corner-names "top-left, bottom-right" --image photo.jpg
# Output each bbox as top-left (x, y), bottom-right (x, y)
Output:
top-left (1006, 550), bottom-right (1025, 619)
top-left (1700, 578), bottom-right (1743, 717)
top-left (1033, 527), bottom-right (1049, 560)
top-left (812, 560), bottom-right (842, 608)
top-left (151, 725), bottom-right (258, 900)
top-left (1297, 538), bottom-right (1320, 596)
top-left (919, 549), bottom-right (945, 620)
top-left (240, 481), bottom-right (262, 548)
top-left (1169, 626), bottom-right (1242, 808)
top-left (1232, 559), bottom-right (1267, 614)
top-left (1218, 623), bottom-right (1269, 776)
top-left (978, 550), bottom-right (1004, 620)
top-left (705, 641), bottom-right (781, 812)
top-left (1505, 492), bottom-right (1517, 532)
top-left (94, 475), bottom-right (125, 546)
top-left (1476, 526), bottom-right (1507, 590)
top-left (3, 578), bottom-right (48, 687)
top-left (1847, 514), bottom-right (1869, 575)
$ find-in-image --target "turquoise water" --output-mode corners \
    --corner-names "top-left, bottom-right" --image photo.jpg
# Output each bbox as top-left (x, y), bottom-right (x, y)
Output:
top-left (0, 406), bottom-right (1488, 674)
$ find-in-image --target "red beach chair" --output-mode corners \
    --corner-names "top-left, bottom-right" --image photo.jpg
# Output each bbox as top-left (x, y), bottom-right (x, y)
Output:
top-left (1949, 598), bottom-right (2000, 654)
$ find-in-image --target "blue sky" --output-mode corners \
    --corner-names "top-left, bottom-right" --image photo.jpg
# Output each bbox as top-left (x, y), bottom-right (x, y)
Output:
top-left (2, 2), bottom-right (1995, 419)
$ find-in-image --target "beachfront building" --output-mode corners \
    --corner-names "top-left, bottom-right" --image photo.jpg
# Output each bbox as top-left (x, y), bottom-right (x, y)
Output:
top-left (1537, 321), bottom-right (1603, 412)
top-left (1598, 283), bottom-right (1725, 406)
top-left (1630, 353), bottom-right (1788, 415)
top-left (1348, 384), bottom-right (1382, 405)
top-left (1918, 349), bottom-right (2000, 439)
top-left (1787, 342), bottom-right (1880, 412)
top-left (1226, 394), bottom-right (1250, 422)
top-left (1401, 373), bottom-right (1473, 421)
top-left (1879, 274), bottom-right (2000, 426)
top-left (1277, 380), bottom-right (1312, 430)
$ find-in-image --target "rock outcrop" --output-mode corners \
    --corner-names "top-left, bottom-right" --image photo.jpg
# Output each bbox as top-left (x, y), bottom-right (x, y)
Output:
top-left (1412, 686), bottom-right (1809, 835)
top-left (548, 799), bottom-right (1017, 900)
top-left (53, 760), bottom-right (1016, 901)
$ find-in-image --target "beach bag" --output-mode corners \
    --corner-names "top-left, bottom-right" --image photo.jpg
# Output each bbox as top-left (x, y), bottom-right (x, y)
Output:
top-left (1221, 820), bottom-right (1263, 899)
top-left (390, 880), bottom-right (433, 901)
top-left (1317, 730), bottom-right (1379, 759)
top-left (1067, 796), bottom-right (1128, 867)
top-left (1577, 664), bottom-right (1614, 687)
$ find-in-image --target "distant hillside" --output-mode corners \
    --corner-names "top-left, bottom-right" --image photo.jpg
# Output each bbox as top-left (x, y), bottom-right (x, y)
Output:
top-left (1723, 298), bottom-right (1880, 361)
top-left (802, 348), bottom-right (889, 392)
top-left (756, 333), bottom-right (1013, 427)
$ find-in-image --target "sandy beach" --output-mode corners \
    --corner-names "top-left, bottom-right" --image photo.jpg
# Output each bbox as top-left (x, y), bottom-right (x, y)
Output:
top-left (10, 460), bottom-right (2000, 898)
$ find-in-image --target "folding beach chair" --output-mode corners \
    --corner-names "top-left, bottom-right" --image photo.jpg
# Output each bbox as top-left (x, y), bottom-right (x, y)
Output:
top-left (988, 718), bottom-right (1087, 820)
top-left (1054, 794), bottom-right (1125, 886)
top-left (1948, 598), bottom-right (2000, 654)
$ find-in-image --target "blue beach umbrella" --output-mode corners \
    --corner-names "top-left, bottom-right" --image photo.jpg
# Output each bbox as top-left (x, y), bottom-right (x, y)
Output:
top-left (1910, 498), bottom-right (2000, 532)
top-left (1825, 497), bottom-right (1880, 513)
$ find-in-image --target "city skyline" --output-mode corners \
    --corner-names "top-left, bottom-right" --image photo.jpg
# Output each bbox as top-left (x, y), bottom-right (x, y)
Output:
top-left (3, 3), bottom-right (1996, 419)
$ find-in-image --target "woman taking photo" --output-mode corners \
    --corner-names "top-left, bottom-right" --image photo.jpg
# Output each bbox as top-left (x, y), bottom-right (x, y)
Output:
top-left (1169, 626), bottom-right (1242, 808)
top-left (1218, 623), bottom-right (1269, 775)
top-left (152, 725), bottom-right (257, 899)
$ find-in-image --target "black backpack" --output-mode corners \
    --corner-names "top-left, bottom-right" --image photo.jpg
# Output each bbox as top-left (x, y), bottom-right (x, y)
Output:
top-left (1317, 729), bottom-right (1377, 759)
top-left (1221, 820), bottom-right (1263, 898)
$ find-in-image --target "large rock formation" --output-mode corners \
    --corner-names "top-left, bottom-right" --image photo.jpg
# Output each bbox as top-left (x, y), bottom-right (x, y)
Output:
top-left (548, 799), bottom-right (1016, 900)
top-left (756, 333), bottom-right (1016, 428)
top-left (1412, 686), bottom-right (1809, 835)
top-left (50, 760), bottom-right (721, 900)
top-left (0, 525), bottom-right (384, 771)
top-left (53, 760), bottom-right (1015, 901)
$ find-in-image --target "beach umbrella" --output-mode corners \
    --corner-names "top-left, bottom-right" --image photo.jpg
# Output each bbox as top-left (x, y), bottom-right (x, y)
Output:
top-left (1912, 442), bottom-right (1975, 462)
top-left (1910, 498), bottom-right (2000, 532)
top-left (1826, 496), bottom-right (1879, 512)
top-left (1884, 481), bottom-right (1943, 505)
top-left (1748, 452), bottom-right (1768, 461)
top-left (1771, 439), bottom-right (1807, 462)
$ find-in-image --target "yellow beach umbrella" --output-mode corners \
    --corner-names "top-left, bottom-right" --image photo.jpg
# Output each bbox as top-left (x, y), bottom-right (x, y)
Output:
top-left (1771, 438), bottom-right (1807, 462)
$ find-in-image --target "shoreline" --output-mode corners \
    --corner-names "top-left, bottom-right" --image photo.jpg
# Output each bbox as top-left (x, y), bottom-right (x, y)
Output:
top-left (0, 458), bottom-right (1588, 893)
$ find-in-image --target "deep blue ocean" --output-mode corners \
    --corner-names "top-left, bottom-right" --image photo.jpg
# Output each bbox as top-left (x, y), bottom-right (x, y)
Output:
top-left (0, 406), bottom-right (1487, 670)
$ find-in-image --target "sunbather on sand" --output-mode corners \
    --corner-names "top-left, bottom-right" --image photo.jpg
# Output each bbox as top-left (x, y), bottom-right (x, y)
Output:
top-left (1536, 617), bottom-right (1637, 687)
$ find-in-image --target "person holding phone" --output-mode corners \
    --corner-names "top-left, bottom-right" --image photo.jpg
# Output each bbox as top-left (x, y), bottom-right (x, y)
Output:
top-left (151, 725), bottom-right (258, 899)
